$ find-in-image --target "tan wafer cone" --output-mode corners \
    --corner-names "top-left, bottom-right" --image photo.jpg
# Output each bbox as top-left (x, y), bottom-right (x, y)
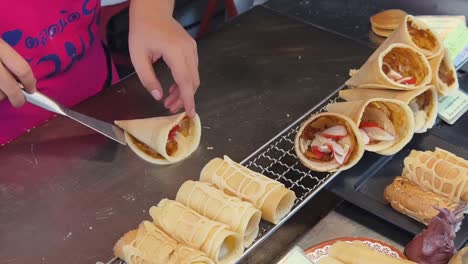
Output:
top-left (434, 148), bottom-right (468, 169)
top-left (371, 15), bottom-right (444, 60)
top-left (429, 48), bottom-right (459, 96)
top-left (114, 221), bottom-right (214, 264)
top-left (346, 43), bottom-right (432, 90)
top-left (384, 176), bottom-right (460, 225)
top-left (200, 156), bottom-right (296, 224)
top-left (294, 112), bottom-right (365, 172)
top-left (150, 199), bottom-right (243, 264)
top-left (326, 98), bottom-right (415, 155)
top-left (403, 150), bottom-right (468, 202)
top-left (115, 113), bottom-right (201, 164)
top-left (339, 85), bottom-right (438, 133)
top-left (176, 180), bottom-right (261, 247)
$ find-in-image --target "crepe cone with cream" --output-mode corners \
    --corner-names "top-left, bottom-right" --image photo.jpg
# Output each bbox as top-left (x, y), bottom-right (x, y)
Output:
top-left (150, 199), bottom-right (243, 264)
top-left (429, 48), bottom-right (459, 96)
top-left (115, 112), bottom-right (201, 165)
top-left (200, 156), bottom-right (296, 224)
top-left (384, 177), bottom-right (460, 225)
top-left (114, 221), bottom-right (214, 264)
top-left (339, 85), bottom-right (438, 133)
top-left (402, 150), bottom-right (468, 202)
top-left (326, 98), bottom-right (415, 155)
top-left (346, 43), bottom-right (432, 90)
top-left (176, 180), bottom-right (261, 247)
top-left (294, 112), bottom-right (365, 172)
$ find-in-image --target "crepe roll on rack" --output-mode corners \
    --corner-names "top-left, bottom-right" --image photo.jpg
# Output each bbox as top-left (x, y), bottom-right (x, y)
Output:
top-left (346, 43), bottom-right (432, 90)
top-left (384, 176), bottom-right (461, 225)
top-left (339, 85), bottom-right (438, 133)
top-left (326, 98), bottom-right (415, 155)
top-left (200, 156), bottom-right (296, 224)
top-left (150, 199), bottom-right (243, 264)
top-left (429, 48), bottom-right (459, 96)
top-left (294, 112), bottom-right (365, 172)
top-left (403, 149), bottom-right (468, 202)
top-left (115, 112), bottom-right (201, 164)
top-left (176, 180), bottom-right (262, 247)
top-left (113, 221), bottom-right (214, 264)
top-left (371, 15), bottom-right (444, 60)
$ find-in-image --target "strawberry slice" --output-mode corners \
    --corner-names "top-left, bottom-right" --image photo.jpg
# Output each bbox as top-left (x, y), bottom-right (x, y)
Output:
top-left (398, 76), bottom-right (416, 85)
top-left (168, 125), bottom-right (181, 141)
top-left (321, 125), bottom-right (347, 140)
top-left (362, 127), bottom-right (395, 141)
top-left (359, 128), bottom-right (370, 145)
top-left (359, 122), bottom-right (381, 129)
top-left (311, 146), bottom-right (324, 159)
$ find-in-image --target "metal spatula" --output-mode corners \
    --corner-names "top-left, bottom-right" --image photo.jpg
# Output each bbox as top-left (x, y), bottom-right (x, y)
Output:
top-left (20, 88), bottom-right (126, 145)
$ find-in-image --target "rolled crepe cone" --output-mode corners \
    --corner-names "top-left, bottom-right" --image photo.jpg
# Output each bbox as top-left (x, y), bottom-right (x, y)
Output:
top-left (114, 221), bottom-right (214, 264)
top-left (402, 150), bottom-right (468, 202)
top-left (326, 98), bottom-right (415, 155)
top-left (429, 48), bottom-right (459, 96)
top-left (150, 199), bottom-right (243, 264)
top-left (384, 176), bottom-right (460, 225)
top-left (115, 112), bottom-right (201, 164)
top-left (294, 112), bottom-right (365, 172)
top-left (176, 180), bottom-right (262, 248)
top-left (346, 43), bottom-right (432, 90)
top-left (200, 156), bottom-right (296, 224)
top-left (370, 15), bottom-right (444, 60)
top-left (339, 85), bottom-right (438, 133)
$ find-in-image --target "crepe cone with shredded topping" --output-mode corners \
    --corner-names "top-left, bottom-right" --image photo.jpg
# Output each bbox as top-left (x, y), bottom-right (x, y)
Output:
top-left (339, 85), bottom-right (438, 133)
top-left (293, 112), bottom-right (365, 172)
top-left (176, 180), bottom-right (261, 247)
top-left (346, 43), bottom-right (432, 90)
top-left (429, 48), bottom-right (459, 96)
top-left (326, 98), bottom-right (415, 155)
top-left (115, 112), bottom-right (201, 164)
top-left (113, 221), bottom-right (214, 264)
top-left (402, 150), bottom-right (468, 202)
top-left (150, 199), bottom-right (243, 264)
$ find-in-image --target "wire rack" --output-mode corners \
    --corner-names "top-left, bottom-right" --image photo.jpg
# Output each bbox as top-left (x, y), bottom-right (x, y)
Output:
top-left (105, 85), bottom-right (345, 264)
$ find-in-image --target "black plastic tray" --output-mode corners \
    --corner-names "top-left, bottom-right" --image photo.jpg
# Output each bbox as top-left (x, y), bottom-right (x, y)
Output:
top-left (328, 114), bottom-right (468, 249)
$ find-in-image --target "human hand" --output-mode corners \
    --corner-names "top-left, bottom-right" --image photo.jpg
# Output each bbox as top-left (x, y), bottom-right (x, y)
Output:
top-left (0, 39), bottom-right (36, 107)
top-left (129, 0), bottom-right (200, 118)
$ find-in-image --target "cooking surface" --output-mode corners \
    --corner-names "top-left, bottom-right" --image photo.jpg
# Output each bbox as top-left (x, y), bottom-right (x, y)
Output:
top-left (0, 7), bottom-right (373, 263)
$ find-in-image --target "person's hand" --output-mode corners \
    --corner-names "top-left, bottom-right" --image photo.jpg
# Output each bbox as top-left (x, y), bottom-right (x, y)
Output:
top-left (129, 0), bottom-right (200, 118)
top-left (0, 39), bottom-right (36, 107)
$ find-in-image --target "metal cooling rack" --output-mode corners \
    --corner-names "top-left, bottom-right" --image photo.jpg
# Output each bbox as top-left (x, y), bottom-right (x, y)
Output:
top-left (105, 85), bottom-right (345, 264)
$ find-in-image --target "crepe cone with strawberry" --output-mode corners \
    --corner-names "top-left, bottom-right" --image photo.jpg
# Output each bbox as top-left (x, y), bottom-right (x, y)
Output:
top-left (294, 112), bottom-right (365, 172)
top-left (339, 85), bottom-right (438, 133)
top-left (326, 98), bottom-right (415, 155)
top-left (115, 112), bottom-right (201, 164)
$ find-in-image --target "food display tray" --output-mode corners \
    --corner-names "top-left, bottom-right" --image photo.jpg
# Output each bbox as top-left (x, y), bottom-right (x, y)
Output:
top-left (106, 85), bottom-right (347, 264)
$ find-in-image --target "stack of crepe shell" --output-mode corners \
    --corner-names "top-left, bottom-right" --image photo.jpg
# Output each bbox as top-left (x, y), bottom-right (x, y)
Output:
top-left (384, 148), bottom-right (467, 225)
top-left (113, 156), bottom-right (297, 264)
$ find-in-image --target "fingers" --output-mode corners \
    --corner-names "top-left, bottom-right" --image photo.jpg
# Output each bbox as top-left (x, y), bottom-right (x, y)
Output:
top-left (0, 62), bottom-right (25, 107)
top-left (164, 84), bottom-right (179, 108)
top-left (0, 90), bottom-right (5, 102)
top-left (169, 99), bottom-right (183, 113)
top-left (130, 50), bottom-right (164, 100)
top-left (0, 39), bottom-right (36, 93)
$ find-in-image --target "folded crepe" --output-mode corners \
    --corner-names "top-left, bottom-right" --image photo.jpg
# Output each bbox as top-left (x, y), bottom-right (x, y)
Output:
top-left (339, 85), bottom-right (438, 133)
top-left (346, 43), bottom-right (432, 90)
top-left (200, 156), bottom-right (296, 224)
top-left (294, 112), bottom-right (365, 172)
top-left (429, 48), bottom-right (459, 96)
top-left (114, 221), bottom-right (214, 264)
top-left (370, 15), bottom-right (443, 60)
top-left (326, 98), bottom-right (415, 155)
top-left (402, 149), bottom-right (468, 202)
top-left (115, 112), bottom-right (201, 165)
top-left (150, 199), bottom-right (243, 264)
top-left (176, 180), bottom-right (262, 247)
top-left (384, 176), bottom-right (460, 225)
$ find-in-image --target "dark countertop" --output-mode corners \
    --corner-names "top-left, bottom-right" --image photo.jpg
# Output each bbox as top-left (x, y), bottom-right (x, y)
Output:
top-left (0, 6), bottom-right (374, 264)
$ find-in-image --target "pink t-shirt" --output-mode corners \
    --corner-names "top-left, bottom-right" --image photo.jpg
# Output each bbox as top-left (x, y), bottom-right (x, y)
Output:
top-left (0, 0), bottom-right (118, 145)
